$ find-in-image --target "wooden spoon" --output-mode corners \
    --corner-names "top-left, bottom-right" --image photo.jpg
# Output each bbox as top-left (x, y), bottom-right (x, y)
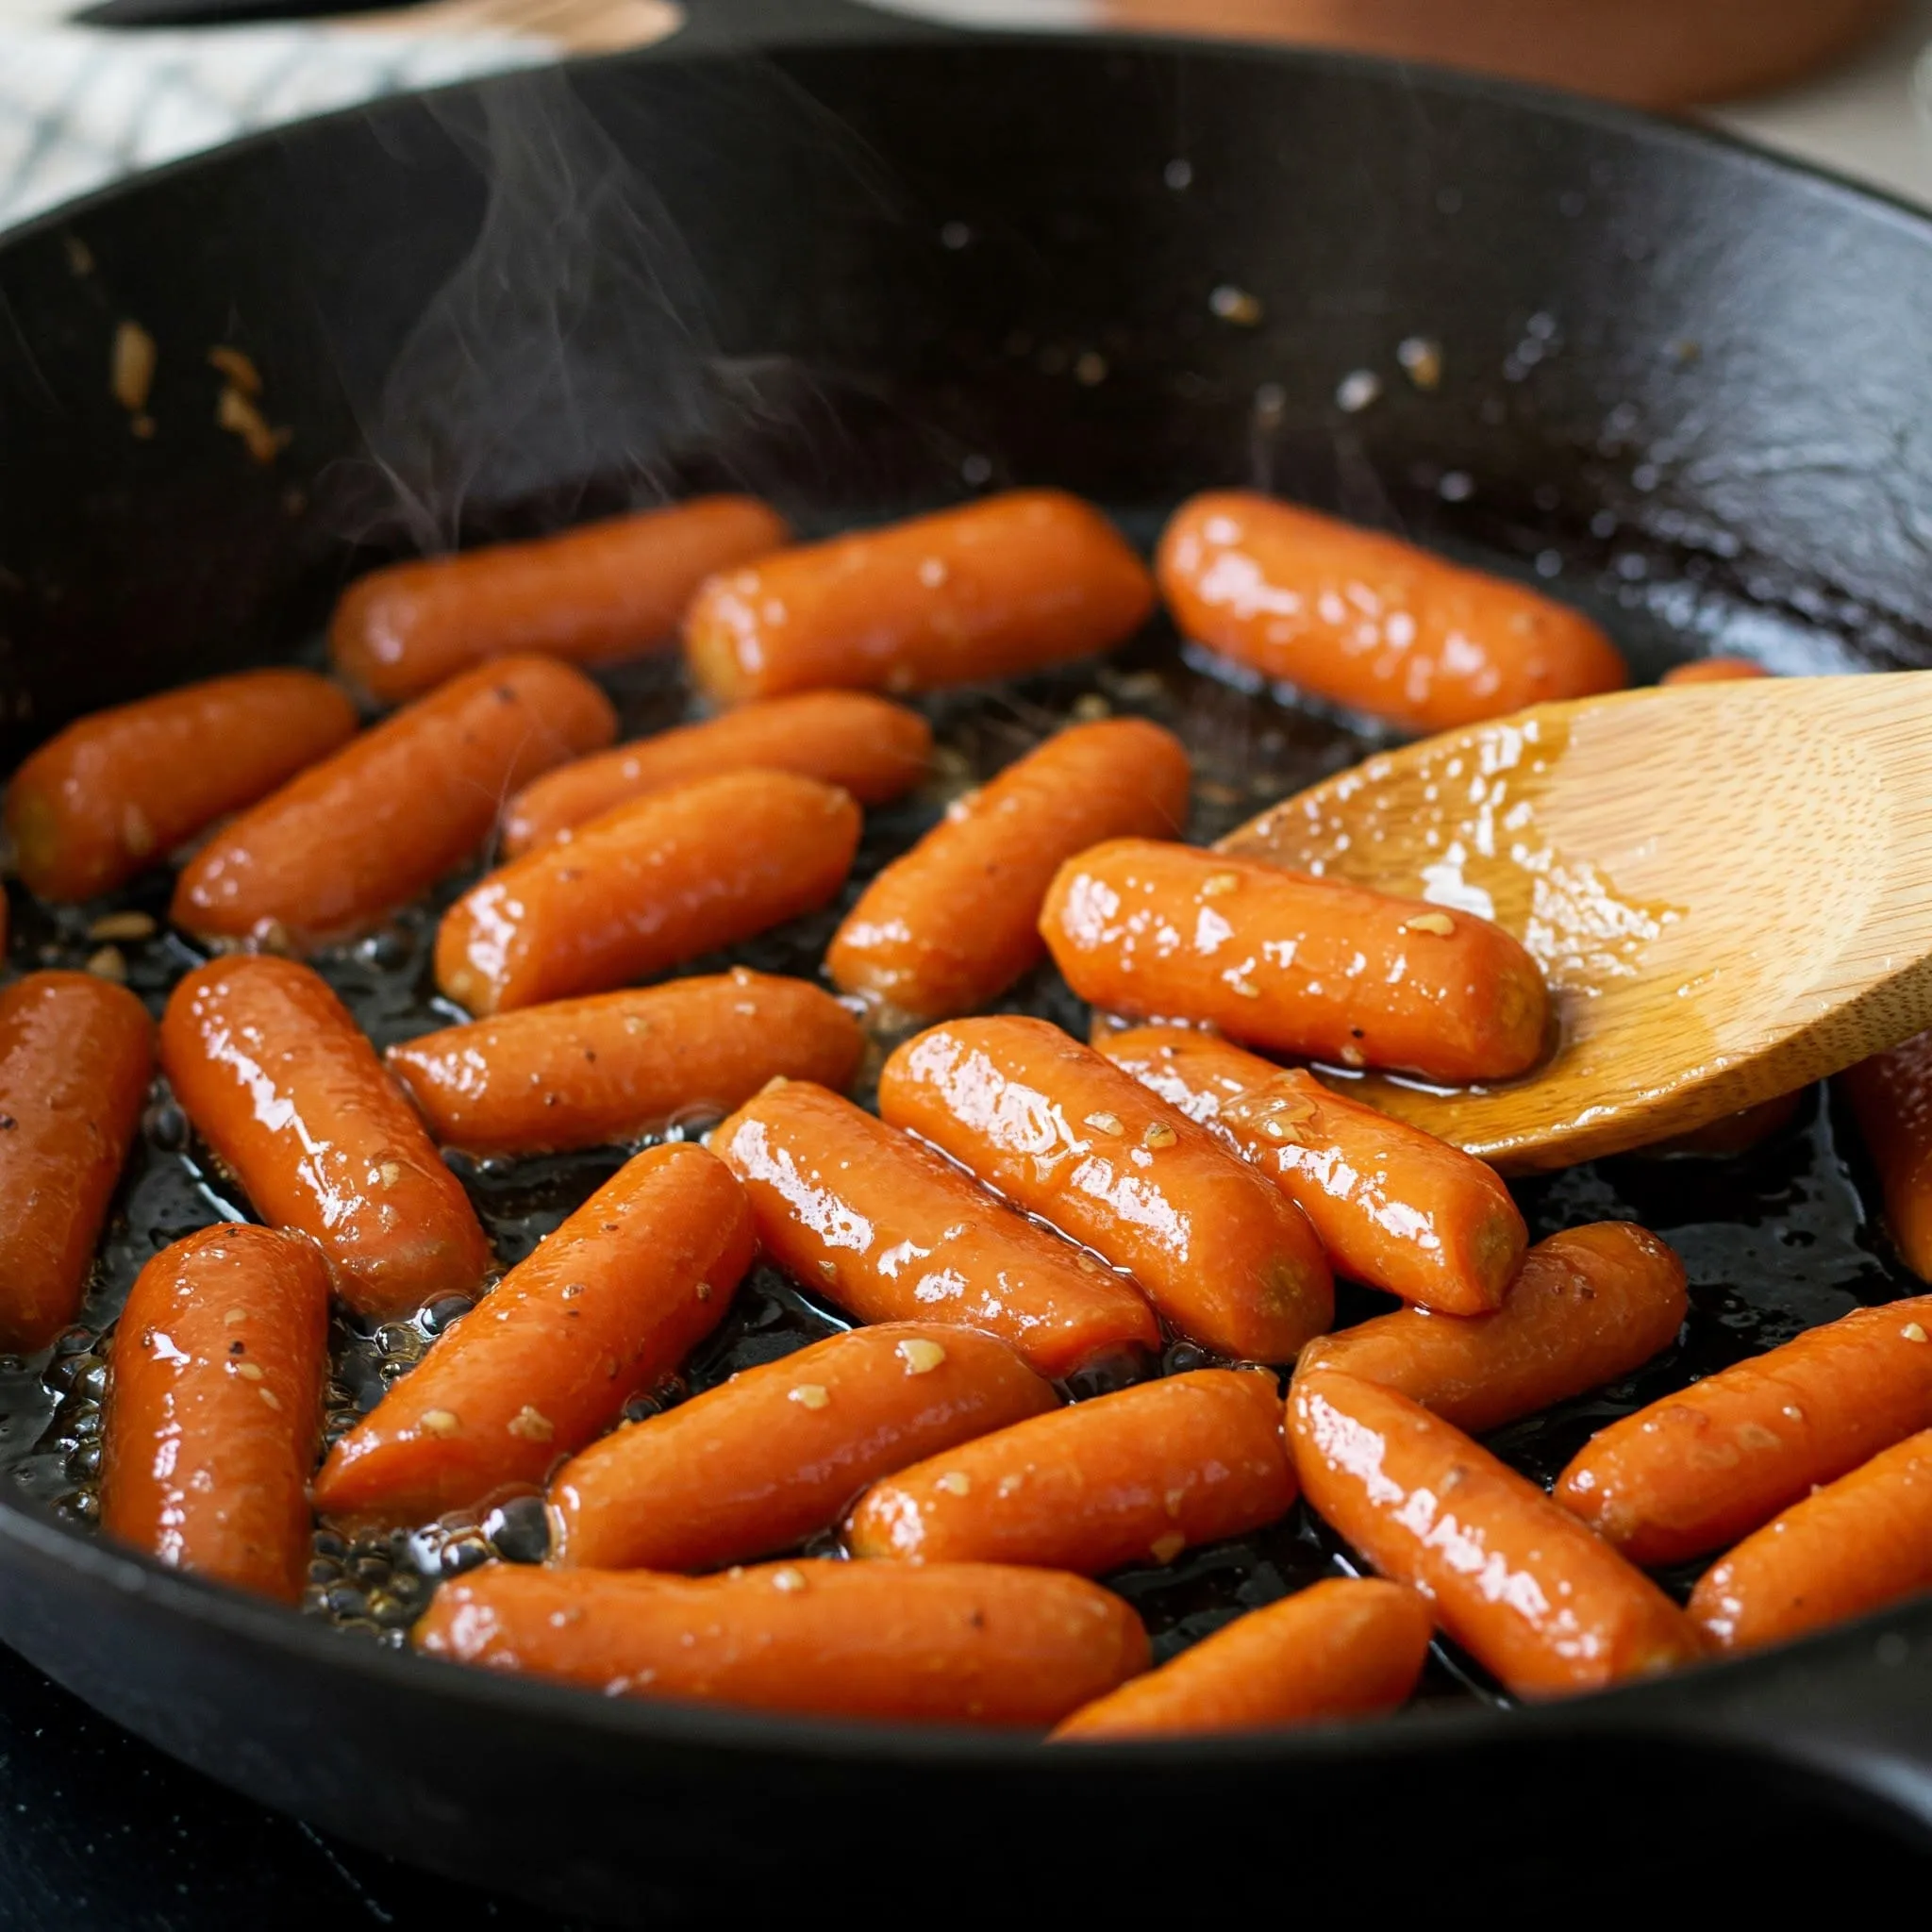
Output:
top-left (1221, 672), bottom-right (1932, 1172)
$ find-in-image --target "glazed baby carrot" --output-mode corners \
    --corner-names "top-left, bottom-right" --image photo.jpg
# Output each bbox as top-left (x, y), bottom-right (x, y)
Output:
top-left (1297, 1223), bottom-right (1687, 1436)
top-left (714, 1079), bottom-right (1158, 1378)
top-left (879, 1017), bottom-right (1331, 1360)
top-left (1659, 656), bottom-right (1772, 686)
top-left (387, 968), bottom-right (863, 1157)
top-left (1639, 1089), bottom-right (1802, 1158)
top-left (0, 972), bottom-right (153, 1353)
top-left (827, 718), bottom-right (1191, 1024)
top-left (1556, 1294), bottom-right (1932, 1565)
top-left (846, 1368), bottom-right (1295, 1573)
top-left (1841, 1032), bottom-right (1932, 1280)
top-left (99, 1224), bottom-right (328, 1603)
top-left (684, 489), bottom-right (1156, 704)
top-left (172, 656), bottom-right (615, 949)
top-left (1100, 1025), bottom-right (1525, 1314)
top-left (313, 1142), bottom-right (752, 1525)
top-left (548, 1322), bottom-right (1056, 1572)
top-left (415, 1557), bottom-right (1149, 1727)
top-left (1157, 491), bottom-right (1626, 733)
top-left (330, 496), bottom-right (789, 703)
top-left (1050, 1576), bottom-right (1431, 1741)
top-left (1290, 1370), bottom-right (1701, 1698)
top-left (1042, 841), bottom-right (1548, 1084)
top-left (436, 769), bottom-right (859, 1016)
top-left (160, 956), bottom-right (491, 1322)
top-left (501, 691), bottom-right (932, 857)
top-left (1689, 1427), bottom-right (1932, 1652)
top-left (6, 669), bottom-right (357, 902)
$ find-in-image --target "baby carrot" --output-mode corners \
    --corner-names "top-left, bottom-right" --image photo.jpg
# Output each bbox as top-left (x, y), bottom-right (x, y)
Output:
top-left (548, 1322), bottom-right (1056, 1572)
top-left (827, 718), bottom-right (1191, 1024)
top-left (1157, 491), bottom-right (1626, 733)
top-left (684, 490), bottom-right (1156, 705)
top-left (713, 1079), bottom-right (1158, 1378)
top-left (313, 1142), bottom-right (752, 1526)
top-left (1556, 1294), bottom-right (1932, 1565)
top-left (6, 669), bottom-right (357, 902)
top-left (330, 496), bottom-right (789, 704)
top-left (1841, 1033), bottom-right (1932, 1280)
top-left (99, 1224), bottom-right (328, 1603)
top-left (879, 1017), bottom-right (1331, 1360)
top-left (414, 1558), bottom-right (1150, 1728)
top-left (1050, 1576), bottom-right (1431, 1741)
top-left (171, 656), bottom-right (615, 950)
top-left (502, 691), bottom-right (931, 857)
top-left (1042, 841), bottom-right (1548, 1084)
top-left (387, 969), bottom-right (863, 1157)
top-left (845, 1368), bottom-right (1296, 1573)
top-left (1659, 657), bottom-right (1772, 686)
top-left (1639, 1090), bottom-right (1803, 1158)
top-left (1296, 1223), bottom-right (1687, 1435)
top-left (435, 769), bottom-right (859, 1016)
top-left (0, 972), bottom-right (153, 1352)
top-left (1100, 1025), bottom-right (1525, 1314)
top-left (1290, 1370), bottom-right (1701, 1698)
top-left (160, 956), bottom-right (491, 1322)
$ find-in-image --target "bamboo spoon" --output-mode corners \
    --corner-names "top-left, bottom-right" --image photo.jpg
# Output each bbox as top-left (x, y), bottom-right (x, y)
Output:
top-left (1221, 672), bottom-right (1932, 1172)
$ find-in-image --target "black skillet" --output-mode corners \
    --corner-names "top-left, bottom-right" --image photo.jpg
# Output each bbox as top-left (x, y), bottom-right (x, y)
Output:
top-left (4, 0), bottom-right (1932, 1914)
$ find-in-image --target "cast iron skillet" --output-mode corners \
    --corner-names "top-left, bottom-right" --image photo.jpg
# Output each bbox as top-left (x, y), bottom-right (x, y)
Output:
top-left (4, 0), bottom-right (1932, 1912)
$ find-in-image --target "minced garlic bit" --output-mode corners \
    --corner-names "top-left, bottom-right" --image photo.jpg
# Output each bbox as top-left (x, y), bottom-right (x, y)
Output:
top-left (771, 1565), bottom-right (808, 1593)
top-left (223, 1307), bottom-right (247, 1326)
top-left (1070, 692), bottom-right (1111, 722)
top-left (232, 1360), bottom-right (263, 1381)
top-left (208, 344), bottom-right (262, 396)
top-left (419, 1408), bottom-right (461, 1438)
top-left (817, 1258), bottom-right (838, 1280)
top-left (215, 383), bottom-right (291, 464)
top-left (1209, 284), bottom-right (1263, 326)
top-left (112, 321), bottom-right (157, 414)
top-left (508, 1405), bottom-right (555, 1441)
top-left (1149, 1532), bottom-right (1186, 1564)
top-left (1339, 1043), bottom-right (1367, 1069)
top-left (1228, 976), bottom-right (1260, 999)
top-left (1405, 911), bottom-right (1457, 936)
top-left (87, 910), bottom-right (156, 942)
top-left (897, 1338), bottom-right (946, 1375)
top-left (1142, 1121), bottom-right (1177, 1150)
top-left (1201, 872), bottom-right (1241, 897)
top-left (1904, 1323), bottom-right (1929, 1343)
top-left (789, 1383), bottom-right (830, 1410)
top-left (84, 946), bottom-right (127, 983)
top-left (935, 1471), bottom-right (972, 1497)
top-left (1083, 1111), bottom-right (1124, 1137)
top-left (372, 1161), bottom-right (402, 1190)
top-left (1397, 335), bottom-right (1443, 391)
top-left (695, 1280), bottom-right (713, 1303)
top-left (258, 1387), bottom-right (281, 1411)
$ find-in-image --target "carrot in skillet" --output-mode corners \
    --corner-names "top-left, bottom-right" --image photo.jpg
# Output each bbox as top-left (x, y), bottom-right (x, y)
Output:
top-left (330, 496), bottom-right (790, 704)
top-left (1658, 656), bottom-right (1772, 686)
top-left (313, 1142), bottom-right (751, 1526)
top-left (160, 956), bottom-right (491, 1322)
top-left (415, 1558), bottom-right (1149, 1728)
top-left (1042, 841), bottom-right (1547, 1084)
top-left (846, 1368), bottom-right (1295, 1573)
top-left (0, 972), bottom-right (153, 1353)
top-left (1296, 1223), bottom-right (1687, 1435)
top-left (827, 718), bottom-right (1191, 1024)
top-left (6, 669), bottom-right (357, 902)
top-left (387, 968), bottom-right (863, 1157)
top-left (1050, 1576), bottom-right (1431, 1742)
top-left (1100, 1025), bottom-right (1525, 1314)
top-left (1156, 491), bottom-right (1626, 733)
top-left (1639, 1089), bottom-right (1803, 1157)
top-left (548, 1322), bottom-right (1055, 1572)
top-left (99, 1224), bottom-right (328, 1603)
top-left (1290, 1370), bottom-right (1701, 1698)
top-left (435, 769), bottom-right (859, 1016)
top-left (1840, 1032), bottom-right (1932, 1280)
top-left (501, 691), bottom-right (931, 857)
top-left (684, 490), bottom-right (1155, 705)
top-left (713, 1078), bottom-right (1158, 1379)
top-left (879, 1016), bottom-right (1331, 1360)
top-left (1556, 1293), bottom-right (1932, 1565)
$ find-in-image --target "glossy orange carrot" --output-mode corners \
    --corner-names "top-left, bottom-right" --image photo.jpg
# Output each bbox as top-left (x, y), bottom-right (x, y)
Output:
top-left (1100, 1025), bottom-right (1524, 1314)
top-left (1290, 1370), bottom-right (1700, 1698)
top-left (685, 490), bottom-right (1155, 705)
top-left (846, 1368), bottom-right (1295, 1573)
top-left (1639, 1089), bottom-right (1803, 1158)
top-left (879, 1017), bottom-right (1330, 1360)
top-left (1841, 1033), bottom-right (1932, 1280)
top-left (1050, 1576), bottom-right (1431, 1741)
top-left (713, 1079), bottom-right (1158, 1378)
top-left (827, 718), bottom-right (1191, 1024)
top-left (387, 969), bottom-right (863, 1157)
top-left (1659, 656), bottom-right (1772, 686)
top-left (414, 1558), bottom-right (1149, 1727)
top-left (6, 670), bottom-right (358, 902)
top-left (502, 691), bottom-right (931, 857)
top-left (172, 657), bottom-right (615, 949)
top-left (1157, 491), bottom-right (1626, 733)
top-left (99, 1224), bottom-right (328, 1602)
top-left (1297, 1223), bottom-right (1687, 1435)
top-left (0, 972), bottom-right (153, 1352)
top-left (549, 1322), bottom-right (1056, 1572)
top-left (331, 496), bottom-right (789, 703)
top-left (160, 956), bottom-right (491, 1322)
top-left (435, 770), bottom-right (859, 1016)
top-left (313, 1142), bottom-right (751, 1526)
top-left (1556, 1294), bottom-right (1932, 1565)
top-left (1042, 841), bottom-right (1547, 1084)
